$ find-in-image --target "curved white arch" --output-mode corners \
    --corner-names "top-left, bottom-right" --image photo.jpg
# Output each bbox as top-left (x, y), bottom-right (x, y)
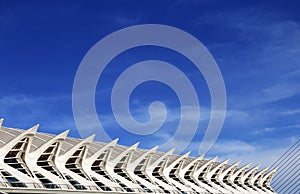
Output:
top-left (83, 139), bottom-right (120, 190)
top-left (0, 125), bottom-right (38, 187)
top-left (56, 135), bottom-right (98, 190)
top-left (105, 143), bottom-right (142, 192)
top-left (193, 157), bottom-right (219, 193)
top-left (206, 159), bottom-right (230, 193)
top-left (126, 146), bottom-right (161, 192)
top-left (27, 130), bottom-right (71, 189)
top-left (145, 149), bottom-right (178, 192)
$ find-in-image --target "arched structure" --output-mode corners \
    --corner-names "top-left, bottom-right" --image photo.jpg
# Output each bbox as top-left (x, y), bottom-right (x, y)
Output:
top-left (0, 119), bottom-right (277, 194)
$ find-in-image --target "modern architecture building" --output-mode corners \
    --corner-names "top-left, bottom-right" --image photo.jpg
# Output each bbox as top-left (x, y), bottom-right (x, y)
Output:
top-left (0, 119), bottom-right (276, 194)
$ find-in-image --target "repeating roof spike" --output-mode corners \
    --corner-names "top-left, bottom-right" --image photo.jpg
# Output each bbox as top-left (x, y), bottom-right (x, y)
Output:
top-left (182, 154), bottom-right (204, 171)
top-left (130, 142), bottom-right (140, 149)
top-left (150, 145), bottom-right (159, 151)
top-left (232, 160), bottom-right (241, 166)
top-left (165, 151), bottom-right (190, 170)
top-left (57, 129), bottom-right (70, 139)
top-left (0, 118), bottom-right (3, 127)
top-left (223, 158), bottom-right (230, 163)
top-left (244, 162), bottom-right (251, 168)
top-left (30, 129), bottom-right (69, 155)
top-left (211, 156), bottom-right (218, 161)
top-left (26, 124), bottom-right (39, 134)
top-left (146, 148), bottom-right (175, 169)
top-left (84, 134), bottom-right (96, 143)
top-left (112, 137), bottom-right (119, 143)
top-left (230, 162), bottom-right (250, 182)
top-left (86, 138), bottom-right (118, 164)
top-left (260, 168), bottom-right (277, 185)
top-left (220, 160), bottom-right (240, 177)
top-left (243, 164), bottom-right (260, 179)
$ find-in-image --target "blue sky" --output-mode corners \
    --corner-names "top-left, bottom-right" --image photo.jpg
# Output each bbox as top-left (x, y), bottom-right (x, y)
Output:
top-left (0, 0), bottom-right (299, 168)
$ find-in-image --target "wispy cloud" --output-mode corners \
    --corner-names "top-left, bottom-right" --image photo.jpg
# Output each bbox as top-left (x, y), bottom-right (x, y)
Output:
top-left (281, 108), bottom-right (300, 115)
top-left (0, 94), bottom-right (76, 134)
top-left (235, 82), bottom-right (300, 108)
top-left (253, 125), bottom-right (300, 135)
top-left (207, 137), bottom-right (297, 168)
top-left (100, 12), bottom-right (141, 27)
top-left (192, 6), bottom-right (300, 110)
top-left (209, 139), bottom-right (256, 154)
top-left (113, 15), bottom-right (141, 26)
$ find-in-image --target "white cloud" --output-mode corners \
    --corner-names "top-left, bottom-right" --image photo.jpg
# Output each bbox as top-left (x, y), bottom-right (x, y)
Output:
top-left (207, 138), bottom-right (298, 168)
top-left (260, 83), bottom-right (300, 103)
top-left (281, 108), bottom-right (300, 115)
top-left (100, 13), bottom-right (141, 27)
top-left (0, 94), bottom-right (75, 132)
top-left (215, 146), bottom-right (289, 168)
top-left (194, 7), bottom-right (300, 110)
top-left (264, 127), bottom-right (276, 132)
top-left (252, 125), bottom-right (300, 135)
top-left (209, 139), bottom-right (256, 154)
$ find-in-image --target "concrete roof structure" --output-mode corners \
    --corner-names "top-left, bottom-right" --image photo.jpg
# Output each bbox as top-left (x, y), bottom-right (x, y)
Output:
top-left (0, 119), bottom-right (276, 194)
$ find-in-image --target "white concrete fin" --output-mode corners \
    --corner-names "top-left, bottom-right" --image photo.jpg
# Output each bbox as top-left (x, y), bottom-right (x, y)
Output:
top-left (221, 161), bottom-right (240, 177)
top-left (241, 164), bottom-right (260, 183)
top-left (112, 138), bottom-right (119, 144)
top-left (127, 145), bottom-right (159, 170)
top-left (184, 151), bottom-right (191, 157)
top-left (31, 130), bottom-right (69, 156)
top-left (230, 162), bottom-right (250, 183)
top-left (261, 168), bottom-right (276, 180)
top-left (83, 134), bottom-right (96, 144)
top-left (232, 161), bottom-right (240, 167)
top-left (166, 148), bottom-right (176, 155)
top-left (182, 154), bottom-right (204, 171)
top-left (251, 165), bottom-right (261, 172)
top-left (147, 148), bottom-right (175, 168)
top-left (246, 165), bottom-right (260, 177)
top-left (0, 118), bottom-right (3, 127)
top-left (165, 151), bottom-right (191, 172)
top-left (194, 155), bottom-right (217, 177)
top-left (164, 151), bottom-right (191, 174)
top-left (207, 158), bottom-right (229, 177)
top-left (222, 158), bottom-right (230, 164)
top-left (59, 134), bottom-right (95, 163)
top-left (56, 130), bottom-right (70, 139)
top-left (0, 123), bottom-right (39, 163)
top-left (191, 156), bottom-right (221, 193)
top-left (133, 145), bottom-right (159, 162)
top-left (259, 166), bottom-right (270, 174)
top-left (130, 142), bottom-right (140, 150)
top-left (150, 145), bottom-right (159, 152)
top-left (236, 163), bottom-right (251, 173)
top-left (161, 148), bottom-right (176, 160)
top-left (260, 168), bottom-right (277, 185)
top-left (210, 156), bottom-right (218, 162)
top-left (243, 163), bottom-right (251, 168)
top-left (108, 142), bottom-right (139, 164)
top-left (178, 154), bottom-right (206, 191)
top-left (148, 145), bottom-right (159, 153)
top-left (85, 138), bottom-right (119, 164)
top-left (25, 124), bottom-right (39, 135)
top-left (0, 124), bottom-right (37, 155)
top-left (219, 162), bottom-right (239, 183)
top-left (251, 166), bottom-right (270, 185)
top-left (197, 154), bottom-right (205, 160)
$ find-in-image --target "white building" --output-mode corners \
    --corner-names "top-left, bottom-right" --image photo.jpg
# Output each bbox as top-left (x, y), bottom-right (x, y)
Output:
top-left (0, 119), bottom-right (276, 194)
